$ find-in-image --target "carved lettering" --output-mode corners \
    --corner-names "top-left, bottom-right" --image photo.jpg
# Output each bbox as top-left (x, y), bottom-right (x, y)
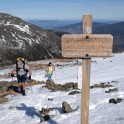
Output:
top-left (62, 34), bottom-right (113, 58)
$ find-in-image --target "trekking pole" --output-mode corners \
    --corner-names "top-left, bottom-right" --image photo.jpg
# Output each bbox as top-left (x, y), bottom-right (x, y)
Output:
top-left (27, 78), bottom-right (33, 93)
top-left (11, 75), bottom-right (14, 90)
top-left (29, 81), bottom-right (33, 93)
top-left (54, 69), bottom-right (56, 80)
top-left (9, 75), bottom-right (14, 97)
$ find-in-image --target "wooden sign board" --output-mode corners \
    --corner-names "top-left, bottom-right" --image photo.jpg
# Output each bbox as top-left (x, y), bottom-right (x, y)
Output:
top-left (62, 34), bottom-right (113, 58)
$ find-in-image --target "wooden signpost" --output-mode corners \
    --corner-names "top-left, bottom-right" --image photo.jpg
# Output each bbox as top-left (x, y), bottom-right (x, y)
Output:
top-left (61, 15), bottom-right (113, 124)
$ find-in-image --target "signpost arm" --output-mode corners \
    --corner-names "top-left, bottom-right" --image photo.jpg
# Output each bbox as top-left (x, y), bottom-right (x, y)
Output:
top-left (81, 14), bottom-right (92, 124)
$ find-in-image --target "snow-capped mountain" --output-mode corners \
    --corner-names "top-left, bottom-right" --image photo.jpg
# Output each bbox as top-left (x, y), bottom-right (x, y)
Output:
top-left (0, 13), bottom-right (61, 66)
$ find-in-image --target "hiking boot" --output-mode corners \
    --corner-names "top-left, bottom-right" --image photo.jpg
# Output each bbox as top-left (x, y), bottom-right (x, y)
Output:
top-left (22, 90), bottom-right (26, 96)
top-left (20, 87), bottom-right (23, 94)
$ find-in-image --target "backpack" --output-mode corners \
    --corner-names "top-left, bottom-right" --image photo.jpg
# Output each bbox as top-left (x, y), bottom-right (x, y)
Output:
top-left (16, 57), bottom-right (28, 74)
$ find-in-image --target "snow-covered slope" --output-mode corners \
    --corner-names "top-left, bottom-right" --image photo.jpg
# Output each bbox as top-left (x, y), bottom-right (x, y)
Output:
top-left (0, 53), bottom-right (124, 124)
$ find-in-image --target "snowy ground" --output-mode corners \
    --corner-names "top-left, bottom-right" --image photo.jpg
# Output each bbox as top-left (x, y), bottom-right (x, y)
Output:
top-left (0, 53), bottom-right (124, 124)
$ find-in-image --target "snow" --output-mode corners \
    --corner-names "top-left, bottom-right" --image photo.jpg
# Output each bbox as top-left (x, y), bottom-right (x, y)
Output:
top-left (0, 35), bottom-right (6, 43)
top-left (5, 24), bottom-right (31, 35)
top-left (0, 53), bottom-right (124, 124)
top-left (15, 25), bottom-right (30, 34)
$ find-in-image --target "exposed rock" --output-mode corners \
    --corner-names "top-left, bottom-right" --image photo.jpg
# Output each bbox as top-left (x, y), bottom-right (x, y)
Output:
top-left (68, 90), bottom-right (81, 95)
top-left (62, 101), bottom-right (73, 113)
top-left (105, 88), bottom-right (118, 93)
top-left (111, 81), bottom-right (119, 83)
top-left (117, 98), bottom-right (123, 103)
top-left (44, 80), bottom-right (78, 92)
top-left (109, 98), bottom-right (122, 104)
top-left (40, 115), bottom-right (51, 123)
top-left (8, 106), bottom-right (15, 109)
top-left (48, 98), bottom-right (53, 101)
top-left (40, 107), bottom-right (55, 115)
top-left (90, 82), bottom-right (113, 89)
top-left (40, 107), bottom-right (56, 123)
top-left (51, 84), bottom-right (69, 92)
top-left (27, 80), bottom-right (46, 86)
top-left (45, 79), bottom-right (56, 90)
top-left (52, 82), bottom-right (78, 92)
top-left (64, 82), bottom-right (78, 90)
top-left (0, 97), bottom-right (8, 104)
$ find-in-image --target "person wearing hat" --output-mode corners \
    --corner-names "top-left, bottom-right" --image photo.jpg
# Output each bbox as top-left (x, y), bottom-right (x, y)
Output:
top-left (11, 57), bottom-right (32, 96)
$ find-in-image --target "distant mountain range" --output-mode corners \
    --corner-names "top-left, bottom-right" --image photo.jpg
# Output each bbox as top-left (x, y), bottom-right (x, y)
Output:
top-left (27, 19), bottom-right (119, 29)
top-left (27, 20), bottom-right (80, 29)
top-left (0, 13), bottom-right (61, 66)
top-left (54, 21), bottom-right (124, 52)
top-left (28, 19), bottom-right (124, 52)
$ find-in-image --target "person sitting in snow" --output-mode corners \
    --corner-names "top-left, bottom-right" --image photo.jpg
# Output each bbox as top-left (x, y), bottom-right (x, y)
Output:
top-left (7, 85), bottom-right (20, 96)
top-left (45, 62), bottom-right (55, 79)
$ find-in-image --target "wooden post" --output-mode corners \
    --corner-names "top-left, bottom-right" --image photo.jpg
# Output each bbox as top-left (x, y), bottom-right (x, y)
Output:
top-left (81, 15), bottom-right (92, 124)
top-left (83, 15), bottom-right (92, 34)
top-left (61, 14), bottom-right (113, 124)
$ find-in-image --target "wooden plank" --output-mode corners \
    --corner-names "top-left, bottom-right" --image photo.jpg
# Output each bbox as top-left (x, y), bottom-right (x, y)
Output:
top-left (81, 14), bottom-right (92, 124)
top-left (81, 59), bottom-right (91, 124)
top-left (62, 34), bottom-right (113, 58)
top-left (83, 15), bottom-right (92, 34)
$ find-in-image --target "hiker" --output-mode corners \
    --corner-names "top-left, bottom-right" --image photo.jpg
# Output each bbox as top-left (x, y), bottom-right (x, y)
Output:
top-left (45, 62), bottom-right (55, 79)
top-left (11, 57), bottom-right (32, 96)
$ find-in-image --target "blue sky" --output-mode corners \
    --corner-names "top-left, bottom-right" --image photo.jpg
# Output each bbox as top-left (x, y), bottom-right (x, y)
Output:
top-left (0, 0), bottom-right (124, 20)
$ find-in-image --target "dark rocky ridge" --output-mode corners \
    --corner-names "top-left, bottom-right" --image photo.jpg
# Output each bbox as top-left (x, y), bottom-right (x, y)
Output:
top-left (0, 13), bottom-right (61, 66)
